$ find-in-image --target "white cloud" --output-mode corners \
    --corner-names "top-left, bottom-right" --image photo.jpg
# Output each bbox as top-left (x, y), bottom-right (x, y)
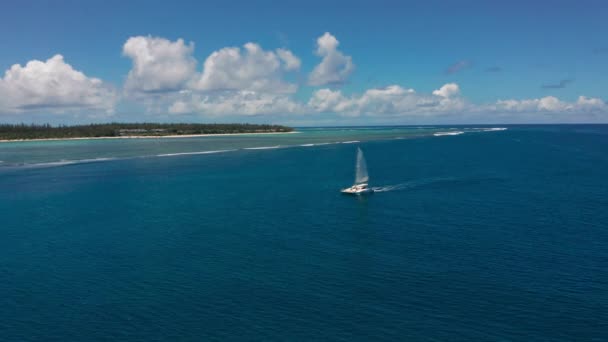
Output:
top-left (538, 96), bottom-right (568, 111)
top-left (308, 32), bottom-right (355, 86)
top-left (471, 96), bottom-right (606, 124)
top-left (123, 36), bottom-right (196, 93)
top-left (309, 83), bottom-right (464, 116)
top-left (492, 95), bottom-right (606, 113)
top-left (493, 98), bottom-right (539, 112)
top-left (0, 54), bottom-right (116, 114)
top-left (432, 83), bottom-right (460, 98)
top-left (169, 90), bottom-right (302, 116)
top-left (276, 48), bottom-right (301, 71)
top-left (308, 88), bottom-right (348, 113)
top-left (121, 37), bottom-right (301, 115)
top-left (576, 95), bottom-right (606, 110)
top-left (191, 43), bottom-right (300, 93)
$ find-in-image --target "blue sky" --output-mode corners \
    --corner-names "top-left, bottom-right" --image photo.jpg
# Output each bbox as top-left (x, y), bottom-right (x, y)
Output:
top-left (0, 0), bottom-right (607, 124)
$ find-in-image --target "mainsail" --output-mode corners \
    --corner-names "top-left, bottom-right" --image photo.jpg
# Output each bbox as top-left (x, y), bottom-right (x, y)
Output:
top-left (355, 147), bottom-right (369, 184)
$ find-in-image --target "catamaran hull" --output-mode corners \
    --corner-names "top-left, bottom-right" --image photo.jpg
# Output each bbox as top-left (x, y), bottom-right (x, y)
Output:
top-left (341, 188), bottom-right (374, 195)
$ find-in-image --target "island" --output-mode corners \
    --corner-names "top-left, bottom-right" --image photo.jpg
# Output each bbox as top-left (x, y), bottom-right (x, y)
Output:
top-left (0, 123), bottom-right (294, 141)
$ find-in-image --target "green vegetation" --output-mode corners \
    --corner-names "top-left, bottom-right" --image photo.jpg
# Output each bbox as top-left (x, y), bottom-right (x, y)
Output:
top-left (0, 123), bottom-right (293, 140)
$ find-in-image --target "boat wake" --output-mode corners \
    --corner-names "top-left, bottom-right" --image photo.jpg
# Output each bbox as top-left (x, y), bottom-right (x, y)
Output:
top-left (372, 175), bottom-right (504, 193)
top-left (371, 177), bottom-right (460, 192)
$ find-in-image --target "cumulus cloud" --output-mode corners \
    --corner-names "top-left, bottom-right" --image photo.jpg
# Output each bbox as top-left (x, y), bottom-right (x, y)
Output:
top-left (432, 83), bottom-right (460, 98)
top-left (309, 83), bottom-right (464, 116)
top-left (120, 36), bottom-right (302, 115)
top-left (491, 95), bottom-right (606, 113)
top-left (576, 95), bottom-right (606, 110)
top-left (123, 36), bottom-right (197, 93)
top-left (0, 54), bottom-right (116, 114)
top-left (308, 32), bottom-right (355, 86)
top-left (308, 88), bottom-right (349, 113)
top-left (191, 43), bottom-right (300, 93)
top-left (276, 48), bottom-right (301, 71)
top-left (307, 82), bottom-right (606, 121)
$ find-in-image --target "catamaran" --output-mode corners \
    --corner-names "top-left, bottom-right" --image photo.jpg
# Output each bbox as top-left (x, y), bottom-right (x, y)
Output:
top-left (341, 147), bottom-right (374, 195)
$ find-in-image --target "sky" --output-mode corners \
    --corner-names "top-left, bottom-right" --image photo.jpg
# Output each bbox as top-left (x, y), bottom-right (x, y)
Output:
top-left (0, 0), bottom-right (607, 125)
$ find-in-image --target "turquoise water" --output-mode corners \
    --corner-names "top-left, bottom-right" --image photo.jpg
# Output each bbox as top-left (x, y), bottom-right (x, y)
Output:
top-left (1, 125), bottom-right (607, 340)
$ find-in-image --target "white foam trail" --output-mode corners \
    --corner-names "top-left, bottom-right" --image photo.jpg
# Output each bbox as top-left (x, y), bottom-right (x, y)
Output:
top-left (372, 183), bottom-right (413, 192)
top-left (433, 131), bottom-right (464, 136)
top-left (299, 144), bottom-right (315, 147)
top-left (244, 145), bottom-right (281, 150)
top-left (468, 127), bottom-right (508, 132)
top-left (9, 157), bottom-right (117, 169)
top-left (156, 149), bottom-right (236, 157)
top-left (341, 140), bottom-right (360, 144)
top-left (372, 177), bottom-right (459, 192)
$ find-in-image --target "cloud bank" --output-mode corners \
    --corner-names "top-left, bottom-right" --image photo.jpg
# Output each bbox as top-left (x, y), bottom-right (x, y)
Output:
top-left (0, 32), bottom-right (606, 123)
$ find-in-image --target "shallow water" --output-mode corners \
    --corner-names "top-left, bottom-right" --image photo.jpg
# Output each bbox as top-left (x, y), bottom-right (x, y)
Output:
top-left (1, 125), bottom-right (607, 340)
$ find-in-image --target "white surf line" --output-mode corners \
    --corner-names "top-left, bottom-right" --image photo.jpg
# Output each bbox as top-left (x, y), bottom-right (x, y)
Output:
top-left (433, 131), bottom-right (465, 136)
top-left (156, 149), bottom-right (237, 157)
top-left (299, 142), bottom-right (337, 147)
top-left (7, 157), bottom-right (119, 169)
top-left (467, 127), bottom-right (508, 132)
top-left (244, 145), bottom-right (282, 150)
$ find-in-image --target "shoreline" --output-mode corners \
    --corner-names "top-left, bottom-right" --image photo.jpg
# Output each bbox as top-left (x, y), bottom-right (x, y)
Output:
top-left (0, 131), bottom-right (298, 143)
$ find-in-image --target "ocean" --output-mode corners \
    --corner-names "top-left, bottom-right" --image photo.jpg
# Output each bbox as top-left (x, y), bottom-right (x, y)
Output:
top-left (1, 125), bottom-right (607, 341)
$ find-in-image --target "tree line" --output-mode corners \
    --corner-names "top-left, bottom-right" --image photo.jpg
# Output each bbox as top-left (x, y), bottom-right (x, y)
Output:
top-left (0, 123), bottom-right (293, 140)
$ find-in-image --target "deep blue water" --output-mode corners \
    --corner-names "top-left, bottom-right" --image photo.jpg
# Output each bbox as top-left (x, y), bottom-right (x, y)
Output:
top-left (1, 125), bottom-right (607, 340)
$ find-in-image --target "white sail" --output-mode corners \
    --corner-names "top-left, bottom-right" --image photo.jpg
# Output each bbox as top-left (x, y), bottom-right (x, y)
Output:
top-left (355, 147), bottom-right (369, 184)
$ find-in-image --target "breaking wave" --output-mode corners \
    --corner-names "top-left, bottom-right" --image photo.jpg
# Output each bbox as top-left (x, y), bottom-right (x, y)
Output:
top-left (434, 131), bottom-right (464, 137)
top-left (244, 145), bottom-right (282, 150)
top-left (157, 149), bottom-right (236, 157)
top-left (0, 157), bottom-right (118, 170)
top-left (432, 127), bottom-right (508, 137)
top-left (481, 127), bottom-right (507, 132)
top-left (470, 127), bottom-right (508, 132)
